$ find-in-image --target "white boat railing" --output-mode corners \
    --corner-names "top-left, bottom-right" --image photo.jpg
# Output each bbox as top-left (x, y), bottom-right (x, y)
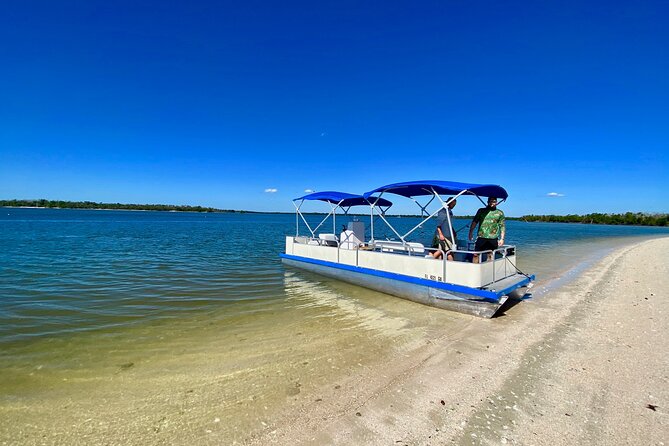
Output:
top-left (425, 245), bottom-right (516, 286)
top-left (372, 240), bottom-right (426, 256)
top-left (288, 235), bottom-right (518, 287)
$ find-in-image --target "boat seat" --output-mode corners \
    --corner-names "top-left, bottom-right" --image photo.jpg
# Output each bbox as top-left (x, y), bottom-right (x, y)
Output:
top-left (318, 233), bottom-right (338, 247)
top-left (340, 230), bottom-right (362, 250)
top-left (373, 240), bottom-right (425, 255)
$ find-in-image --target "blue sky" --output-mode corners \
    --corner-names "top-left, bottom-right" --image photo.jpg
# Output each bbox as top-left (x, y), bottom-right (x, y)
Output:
top-left (1, 0), bottom-right (667, 216)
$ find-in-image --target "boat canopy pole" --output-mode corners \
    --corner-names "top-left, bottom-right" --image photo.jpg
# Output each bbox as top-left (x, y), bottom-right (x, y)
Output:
top-left (368, 189), bottom-right (470, 244)
top-left (331, 199), bottom-right (355, 238)
top-left (292, 192), bottom-right (392, 243)
top-left (409, 192), bottom-right (436, 218)
top-left (293, 198), bottom-right (349, 239)
top-left (369, 202), bottom-right (374, 242)
top-left (293, 200), bottom-right (316, 237)
top-left (373, 199), bottom-right (406, 243)
top-left (332, 200), bottom-right (349, 236)
top-left (293, 200), bottom-right (331, 238)
top-left (313, 200), bottom-right (346, 236)
top-left (339, 204), bottom-right (353, 234)
top-left (398, 187), bottom-right (447, 241)
top-left (368, 193), bottom-right (394, 242)
top-left (474, 195), bottom-right (506, 207)
top-left (433, 190), bottom-right (468, 244)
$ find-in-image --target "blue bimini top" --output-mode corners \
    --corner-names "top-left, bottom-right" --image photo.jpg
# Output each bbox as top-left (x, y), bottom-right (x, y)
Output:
top-left (363, 180), bottom-right (508, 200)
top-left (294, 191), bottom-right (393, 208)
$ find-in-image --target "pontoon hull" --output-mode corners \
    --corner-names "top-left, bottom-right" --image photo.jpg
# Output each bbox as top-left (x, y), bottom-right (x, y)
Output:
top-left (281, 254), bottom-right (528, 318)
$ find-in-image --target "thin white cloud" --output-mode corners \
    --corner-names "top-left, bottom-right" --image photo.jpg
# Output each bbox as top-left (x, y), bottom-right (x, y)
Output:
top-left (547, 192), bottom-right (565, 197)
top-left (304, 189), bottom-right (314, 193)
top-left (265, 188), bottom-right (278, 193)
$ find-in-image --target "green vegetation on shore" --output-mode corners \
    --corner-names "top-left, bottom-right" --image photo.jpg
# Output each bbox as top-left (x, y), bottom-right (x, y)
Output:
top-left (518, 212), bottom-right (668, 226)
top-left (0, 199), bottom-right (245, 213)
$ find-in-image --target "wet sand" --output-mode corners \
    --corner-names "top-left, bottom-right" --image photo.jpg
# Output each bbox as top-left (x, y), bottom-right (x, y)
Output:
top-left (247, 237), bottom-right (669, 445)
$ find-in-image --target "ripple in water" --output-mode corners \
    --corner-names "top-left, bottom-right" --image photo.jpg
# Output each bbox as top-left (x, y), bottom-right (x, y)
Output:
top-left (1, 209), bottom-right (667, 344)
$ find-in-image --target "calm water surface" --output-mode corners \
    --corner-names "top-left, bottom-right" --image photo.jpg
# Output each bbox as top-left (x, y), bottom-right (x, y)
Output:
top-left (1, 208), bottom-right (668, 345)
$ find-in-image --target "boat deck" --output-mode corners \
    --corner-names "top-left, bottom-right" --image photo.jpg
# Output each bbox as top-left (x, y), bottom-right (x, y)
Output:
top-left (482, 273), bottom-right (532, 295)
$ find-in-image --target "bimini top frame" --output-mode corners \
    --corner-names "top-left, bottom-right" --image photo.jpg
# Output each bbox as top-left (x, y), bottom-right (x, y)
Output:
top-left (293, 191), bottom-right (392, 239)
top-left (362, 180), bottom-right (509, 246)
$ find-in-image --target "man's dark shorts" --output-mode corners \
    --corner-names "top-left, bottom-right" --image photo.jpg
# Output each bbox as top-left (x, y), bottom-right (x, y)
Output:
top-left (474, 237), bottom-right (498, 252)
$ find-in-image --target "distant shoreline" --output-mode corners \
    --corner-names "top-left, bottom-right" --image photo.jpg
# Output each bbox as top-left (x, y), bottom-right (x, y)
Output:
top-left (2, 201), bottom-right (668, 226)
top-left (1, 205), bottom-right (257, 213)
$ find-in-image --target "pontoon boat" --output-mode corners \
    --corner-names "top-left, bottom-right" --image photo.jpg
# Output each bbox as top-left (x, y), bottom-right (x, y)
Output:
top-left (280, 182), bottom-right (534, 318)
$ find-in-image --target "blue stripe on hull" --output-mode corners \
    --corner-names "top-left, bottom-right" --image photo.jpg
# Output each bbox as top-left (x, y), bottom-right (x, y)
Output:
top-left (279, 253), bottom-right (529, 303)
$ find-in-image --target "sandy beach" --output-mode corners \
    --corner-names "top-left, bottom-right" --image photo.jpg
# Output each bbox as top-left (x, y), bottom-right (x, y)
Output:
top-left (247, 237), bottom-right (669, 445)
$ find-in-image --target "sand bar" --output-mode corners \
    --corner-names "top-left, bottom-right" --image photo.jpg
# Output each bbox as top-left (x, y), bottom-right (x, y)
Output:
top-left (247, 237), bottom-right (669, 445)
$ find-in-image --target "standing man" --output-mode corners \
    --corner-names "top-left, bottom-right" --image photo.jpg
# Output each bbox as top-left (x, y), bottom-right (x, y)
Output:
top-left (431, 198), bottom-right (457, 260)
top-left (468, 197), bottom-right (505, 263)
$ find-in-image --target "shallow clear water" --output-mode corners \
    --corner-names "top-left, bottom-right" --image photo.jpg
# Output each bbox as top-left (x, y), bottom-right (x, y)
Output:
top-left (1, 208), bottom-right (667, 442)
top-left (1, 208), bottom-right (668, 345)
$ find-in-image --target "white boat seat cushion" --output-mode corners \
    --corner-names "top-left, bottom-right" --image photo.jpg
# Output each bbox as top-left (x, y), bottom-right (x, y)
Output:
top-left (339, 230), bottom-right (362, 250)
top-left (374, 240), bottom-right (425, 255)
top-left (318, 233), bottom-right (338, 247)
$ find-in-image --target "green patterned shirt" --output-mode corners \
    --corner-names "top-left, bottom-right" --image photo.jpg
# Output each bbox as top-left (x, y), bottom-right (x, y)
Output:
top-left (473, 207), bottom-right (505, 239)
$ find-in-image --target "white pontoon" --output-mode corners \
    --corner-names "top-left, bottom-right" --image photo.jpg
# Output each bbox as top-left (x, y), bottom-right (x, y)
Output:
top-left (280, 182), bottom-right (534, 318)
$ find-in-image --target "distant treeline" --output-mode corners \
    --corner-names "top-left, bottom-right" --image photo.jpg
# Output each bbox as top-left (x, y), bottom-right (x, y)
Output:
top-left (518, 212), bottom-right (668, 227)
top-left (3, 200), bottom-right (667, 226)
top-left (0, 199), bottom-right (246, 213)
